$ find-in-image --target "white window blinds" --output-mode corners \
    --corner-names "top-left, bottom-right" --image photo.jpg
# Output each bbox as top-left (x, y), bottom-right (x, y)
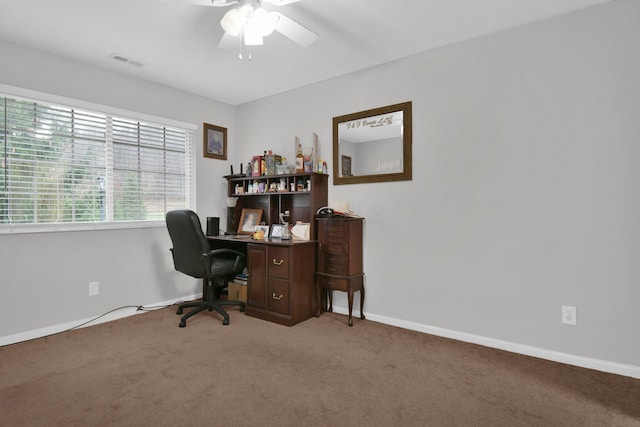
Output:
top-left (0, 94), bottom-right (193, 227)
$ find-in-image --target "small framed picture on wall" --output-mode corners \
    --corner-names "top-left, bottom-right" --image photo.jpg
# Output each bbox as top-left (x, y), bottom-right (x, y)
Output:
top-left (341, 155), bottom-right (352, 176)
top-left (203, 123), bottom-right (227, 160)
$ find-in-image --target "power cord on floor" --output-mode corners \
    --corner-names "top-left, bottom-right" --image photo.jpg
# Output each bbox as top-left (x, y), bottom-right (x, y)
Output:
top-left (1, 302), bottom-right (185, 348)
top-left (68, 304), bottom-right (141, 331)
top-left (70, 302), bottom-right (190, 329)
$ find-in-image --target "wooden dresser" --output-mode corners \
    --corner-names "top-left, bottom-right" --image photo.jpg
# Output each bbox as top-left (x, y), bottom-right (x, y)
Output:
top-left (316, 217), bottom-right (365, 326)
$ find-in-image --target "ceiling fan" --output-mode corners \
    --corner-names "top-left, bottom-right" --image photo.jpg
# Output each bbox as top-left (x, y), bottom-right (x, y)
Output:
top-left (166, 0), bottom-right (318, 50)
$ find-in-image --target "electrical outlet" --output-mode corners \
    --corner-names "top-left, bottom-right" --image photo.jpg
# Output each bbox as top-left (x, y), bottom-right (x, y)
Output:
top-left (89, 281), bottom-right (99, 296)
top-left (562, 305), bottom-right (576, 325)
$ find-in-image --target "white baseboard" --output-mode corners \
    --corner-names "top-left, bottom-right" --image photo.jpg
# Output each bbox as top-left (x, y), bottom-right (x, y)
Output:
top-left (5, 299), bottom-right (638, 380)
top-left (330, 306), bottom-right (640, 380)
top-left (0, 294), bottom-right (200, 347)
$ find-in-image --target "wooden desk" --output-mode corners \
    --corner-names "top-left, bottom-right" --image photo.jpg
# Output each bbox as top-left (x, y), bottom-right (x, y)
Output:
top-left (209, 236), bottom-right (317, 326)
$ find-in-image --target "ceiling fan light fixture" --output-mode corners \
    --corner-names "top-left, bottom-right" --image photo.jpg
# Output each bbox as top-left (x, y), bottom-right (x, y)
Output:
top-left (220, 8), bottom-right (246, 36)
top-left (215, 0), bottom-right (316, 53)
top-left (249, 7), bottom-right (276, 36)
top-left (244, 25), bottom-right (264, 45)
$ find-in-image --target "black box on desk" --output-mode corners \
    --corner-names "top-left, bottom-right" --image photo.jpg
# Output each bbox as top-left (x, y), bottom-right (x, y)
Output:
top-left (227, 281), bottom-right (247, 304)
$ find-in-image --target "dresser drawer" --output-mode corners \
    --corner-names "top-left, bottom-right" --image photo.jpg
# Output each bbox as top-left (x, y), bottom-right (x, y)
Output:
top-left (319, 253), bottom-right (346, 275)
top-left (268, 246), bottom-right (289, 279)
top-left (322, 223), bottom-right (346, 244)
top-left (324, 263), bottom-right (347, 275)
top-left (268, 279), bottom-right (289, 315)
top-left (318, 275), bottom-right (349, 292)
top-left (321, 241), bottom-right (344, 255)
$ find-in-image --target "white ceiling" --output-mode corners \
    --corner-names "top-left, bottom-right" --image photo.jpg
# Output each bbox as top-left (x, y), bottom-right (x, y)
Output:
top-left (0, 0), bottom-right (611, 106)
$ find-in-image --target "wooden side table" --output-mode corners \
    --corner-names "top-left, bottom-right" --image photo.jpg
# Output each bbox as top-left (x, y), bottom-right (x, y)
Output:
top-left (315, 217), bottom-right (365, 326)
top-left (316, 272), bottom-right (365, 326)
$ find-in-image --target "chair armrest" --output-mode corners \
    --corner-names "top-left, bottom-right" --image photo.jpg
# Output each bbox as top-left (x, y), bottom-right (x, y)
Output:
top-left (202, 248), bottom-right (246, 272)
top-left (203, 248), bottom-right (245, 259)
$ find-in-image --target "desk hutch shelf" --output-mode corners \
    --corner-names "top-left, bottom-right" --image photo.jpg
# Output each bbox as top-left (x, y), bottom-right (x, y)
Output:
top-left (225, 173), bottom-right (328, 238)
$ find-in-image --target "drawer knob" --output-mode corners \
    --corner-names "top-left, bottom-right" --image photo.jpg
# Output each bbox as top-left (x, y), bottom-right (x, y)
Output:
top-left (272, 293), bottom-right (284, 300)
top-left (272, 259), bottom-right (284, 266)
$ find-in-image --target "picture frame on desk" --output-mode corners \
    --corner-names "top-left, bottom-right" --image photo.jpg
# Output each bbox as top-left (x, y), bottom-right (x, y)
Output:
top-left (238, 208), bottom-right (262, 234)
top-left (270, 224), bottom-right (285, 238)
top-left (203, 122), bottom-right (227, 160)
top-left (254, 225), bottom-right (269, 236)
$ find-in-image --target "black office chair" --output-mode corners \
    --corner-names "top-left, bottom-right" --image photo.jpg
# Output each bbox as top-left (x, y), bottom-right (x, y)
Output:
top-left (166, 209), bottom-right (246, 327)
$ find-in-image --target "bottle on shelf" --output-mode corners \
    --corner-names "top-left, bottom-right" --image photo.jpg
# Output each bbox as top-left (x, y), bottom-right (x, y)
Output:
top-left (252, 156), bottom-right (260, 177)
top-left (295, 143), bottom-right (304, 174)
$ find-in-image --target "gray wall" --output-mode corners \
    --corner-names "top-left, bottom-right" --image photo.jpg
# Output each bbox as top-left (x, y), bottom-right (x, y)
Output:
top-left (237, 0), bottom-right (640, 370)
top-left (0, 39), bottom-right (238, 338)
top-left (1, 0), bottom-right (638, 374)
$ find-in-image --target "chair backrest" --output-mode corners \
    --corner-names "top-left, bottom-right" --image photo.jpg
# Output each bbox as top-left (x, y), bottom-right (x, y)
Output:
top-left (166, 210), bottom-right (211, 279)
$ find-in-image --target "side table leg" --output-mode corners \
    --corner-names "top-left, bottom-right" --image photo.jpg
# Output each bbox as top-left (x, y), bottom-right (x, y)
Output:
top-left (315, 281), bottom-right (321, 317)
top-left (360, 286), bottom-right (365, 320)
top-left (347, 289), bottom-right (354, 326)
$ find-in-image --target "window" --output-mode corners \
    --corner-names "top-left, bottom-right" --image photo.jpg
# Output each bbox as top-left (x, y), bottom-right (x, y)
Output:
top-left (0, 93), bottom-right (194, 232)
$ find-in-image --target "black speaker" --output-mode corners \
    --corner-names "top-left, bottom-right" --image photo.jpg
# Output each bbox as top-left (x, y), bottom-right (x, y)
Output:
top-left (206, 217), bottom-right (220, 236)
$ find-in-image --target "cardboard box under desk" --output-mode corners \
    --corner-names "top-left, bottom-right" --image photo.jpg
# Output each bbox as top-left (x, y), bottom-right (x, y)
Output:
top-left (227, 281), bottom-right (247, 304)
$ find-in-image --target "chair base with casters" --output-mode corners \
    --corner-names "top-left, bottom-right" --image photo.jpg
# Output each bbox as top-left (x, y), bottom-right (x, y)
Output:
top-left (176, 278), bottom-right (246, 327)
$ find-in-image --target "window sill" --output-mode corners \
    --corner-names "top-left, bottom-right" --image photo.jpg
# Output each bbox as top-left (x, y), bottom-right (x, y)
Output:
top-left (0, 221), bottom-right (166, 235)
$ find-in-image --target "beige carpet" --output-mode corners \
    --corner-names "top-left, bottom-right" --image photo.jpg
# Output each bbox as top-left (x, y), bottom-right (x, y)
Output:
top-left (1, 306), bottom-right (639, 426)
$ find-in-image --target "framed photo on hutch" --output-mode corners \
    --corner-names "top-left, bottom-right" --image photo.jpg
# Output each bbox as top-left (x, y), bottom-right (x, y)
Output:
top-left (237, 208), bottom-right (262, 235)
top-left (203, 123), bottom-right (227, 160)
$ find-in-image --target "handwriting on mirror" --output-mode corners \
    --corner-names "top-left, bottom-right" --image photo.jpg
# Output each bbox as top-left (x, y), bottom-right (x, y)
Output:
top-left (346, 115), bottom-right (394, 130)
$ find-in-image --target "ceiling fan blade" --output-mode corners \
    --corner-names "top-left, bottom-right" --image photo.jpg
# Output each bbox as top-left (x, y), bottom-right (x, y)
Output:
top-left (212, 0), bottom-right (239, 6)
top-left (218, 32), bottom-right (240, 49)
top-left (157, 0), bottom-right (239, 6)
top-left (156, 0), bottom-right (216, 5)
top-left (263, 0), bottom-right (301, 5)
top-left (272, 12), bottom-right (318, 47)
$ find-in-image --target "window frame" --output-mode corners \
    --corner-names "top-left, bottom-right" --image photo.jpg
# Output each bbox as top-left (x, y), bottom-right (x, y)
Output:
top-left (0, 84), bottom-right (197, 234)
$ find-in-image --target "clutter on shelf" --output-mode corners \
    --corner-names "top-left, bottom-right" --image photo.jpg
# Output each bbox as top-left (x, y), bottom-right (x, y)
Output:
top-left (244, 134), bottom-right (327, 179)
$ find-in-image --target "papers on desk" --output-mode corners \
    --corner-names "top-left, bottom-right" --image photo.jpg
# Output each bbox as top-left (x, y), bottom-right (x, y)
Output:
top-left (291, 222), bottom-right (310, 240)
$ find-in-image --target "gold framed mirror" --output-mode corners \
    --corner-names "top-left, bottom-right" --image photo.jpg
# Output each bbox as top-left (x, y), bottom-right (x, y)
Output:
top-left (332, 101), bottom-right (412, 185)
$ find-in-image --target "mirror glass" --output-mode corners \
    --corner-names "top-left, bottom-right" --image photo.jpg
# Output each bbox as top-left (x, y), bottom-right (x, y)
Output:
top-left (333, 101), bottom-right (412, 185)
